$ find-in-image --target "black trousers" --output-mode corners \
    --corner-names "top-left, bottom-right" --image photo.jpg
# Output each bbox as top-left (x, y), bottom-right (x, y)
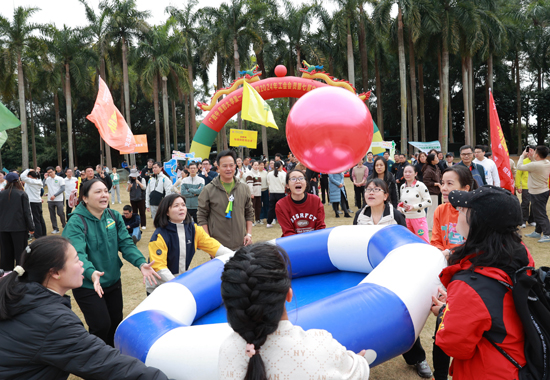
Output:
top-left (267, 193), bottom-right (286, 224)
top-left (520, 189), bottom-right (534, 224)
top-left (354, 185), bottom-right (365, 209)
top-left (130, 199), bottom-right (146, 227)
top-left (402, 337), bottom-right (427, 365)
top-left (320, 175), bottom-right (329, 203)
top-left (65, 200), bottom-right (73, 221)
top-left (0, 231), bottom-right (28, 271)
top-left (433, 314), bottom-right (451, 380)
top-left (30, 202), bottom-right (47, 238)
top-left (72, 279), bottom-right (123, 347)
top-left (188, 208), bottom-right (198, 223)
top-left (532, 191), bottom-right (550, 235)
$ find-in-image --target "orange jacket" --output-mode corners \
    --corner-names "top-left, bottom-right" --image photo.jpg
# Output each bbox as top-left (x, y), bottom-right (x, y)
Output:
top-left (430, 202), bottom-right (465, 251)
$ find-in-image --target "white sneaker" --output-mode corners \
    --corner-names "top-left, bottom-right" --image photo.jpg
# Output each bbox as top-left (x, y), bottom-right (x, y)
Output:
top-left (52, 229), bottom-right (60, 234)
top-left (266, 224), bottom-right (273, 228)
top-left (119, 202), bottom-right (122, 204)
top-left (141, 226), bottom-right (146, 230)
top-left (112, 202), bottom-right (115, 205)
top-left (258, 220), bottom-right (264, 225)
top-left (252, 222), bottom-right (257, 227)
top-left (531, 222), bottom-right (537, 227)
top-left (273, 220), bottom-right (277, 225)
top-left (520, 223), bottom-right (526, 228)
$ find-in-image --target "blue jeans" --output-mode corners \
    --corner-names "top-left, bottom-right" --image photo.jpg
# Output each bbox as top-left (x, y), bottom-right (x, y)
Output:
top-left (132, 227), bottom-right (141, 242)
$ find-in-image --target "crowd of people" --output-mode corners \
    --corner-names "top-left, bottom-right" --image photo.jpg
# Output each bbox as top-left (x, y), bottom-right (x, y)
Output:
top-left (0, 143), bottom-right (549, 380)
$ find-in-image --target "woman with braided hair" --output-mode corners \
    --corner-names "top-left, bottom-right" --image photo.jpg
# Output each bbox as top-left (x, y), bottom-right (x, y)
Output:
top-left (218, 242), bottom-right (370, 380)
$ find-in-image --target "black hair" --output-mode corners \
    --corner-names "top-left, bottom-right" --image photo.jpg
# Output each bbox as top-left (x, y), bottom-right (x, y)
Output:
top-left (216, 149), bottom-right (237, 165)
top-left (441, 165), bottom-right (478, 191)
top-left (446, 153), bottom-right (454, 158)
top-left (221, 243), bottom-right (292, 380)
top-left (428, 149), bottom-right (438, 155)
top-left (426, 153), bottom-right (437, 166)
top-left (123, 205), bottom-right (133, 213)
top-left (147, 158), bottom-right (155, 163)
top-left (152, 161), bottom-right (162, 168)
top-left (27, 170), bottom-right (39, 179)
top-left (0, 236), bottom-right (70, 320)
top-left (46, 166), bottom-right (55, 173)
top-left (275, 153), bottom-right (283, 160)
top-left (364, 178), bottom-right (390, 203)
top-left (77, 178), bottom-right (105, 205)
top-left (449, 207), bottom-right (526, 276)
top-left (85, 166), bottom-right (95, 171)
top-left (459, 145), bottom-right (473, 153)
top-left (154, 193), bottom-right (192, 228)
top-left (404, 163), bottom-right (417, 173)
top-left (474, 145), bottom-right (486, 152)
top-left (369, 156), bottom-right (392, 183)
top-left (202, 159), bottom-right (210, 164)
top-left (273, 161), bottom-right (283, 177)
top-left (367, 151), bottom-right (373, 155)
top-left (536, 145), bottom-right (549, 159)
top-left (188, 162), bottom-right (197, 168)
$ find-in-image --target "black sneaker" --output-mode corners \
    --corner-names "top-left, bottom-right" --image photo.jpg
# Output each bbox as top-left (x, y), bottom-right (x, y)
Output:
top-left (414, 360), bottom-right (433, 378)
top-left (344, 214), bottom-right (352, 218)
top-left (335, 213), bottom-right (340, 218)
top-left (132, 235), bottom-right (138, 244)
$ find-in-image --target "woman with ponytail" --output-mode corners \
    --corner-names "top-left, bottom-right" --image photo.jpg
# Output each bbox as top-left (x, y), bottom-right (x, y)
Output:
top-left (0, 236), bottom-right (168, 380)
top-left (219, 242), bottom-right (370, 380)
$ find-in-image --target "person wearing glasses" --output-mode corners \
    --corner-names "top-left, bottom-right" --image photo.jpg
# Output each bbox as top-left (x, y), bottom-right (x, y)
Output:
top-left (275, 169), bottom-right (326, 237)
top-left (456, 145), bottom-right (486, 187)
top-left (353, 177), bottom-right (433, 378)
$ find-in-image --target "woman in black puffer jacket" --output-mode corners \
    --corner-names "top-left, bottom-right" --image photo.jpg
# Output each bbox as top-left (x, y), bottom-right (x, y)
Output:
top-left (0, 236), bottom-right (168, 380)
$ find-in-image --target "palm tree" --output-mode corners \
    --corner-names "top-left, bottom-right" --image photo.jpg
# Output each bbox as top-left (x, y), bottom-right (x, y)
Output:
top-left (334, 0), bottom-right (358, 87)
top-left (103, 0), bottom-right (150, 165)
top-left (47, 25), bottom-right (90, 170)
top-left (0, 7), bottom-right (45, 169)
top-left (135, 20), bottom-right (187, 161)
top-left (79, 0), bottom-right (113, 168)
top-left (167, 1), bottom-right (200, 138)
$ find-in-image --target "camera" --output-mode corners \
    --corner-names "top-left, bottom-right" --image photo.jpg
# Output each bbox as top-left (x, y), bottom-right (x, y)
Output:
top-left (130, 177), bottom-right (136, 183)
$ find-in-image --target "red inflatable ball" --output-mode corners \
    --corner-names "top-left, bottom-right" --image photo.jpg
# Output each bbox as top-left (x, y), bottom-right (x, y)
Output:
top-left (286, 86), bottom-right (373, 174)
top-left (274, 65), bottom-right (287, 77)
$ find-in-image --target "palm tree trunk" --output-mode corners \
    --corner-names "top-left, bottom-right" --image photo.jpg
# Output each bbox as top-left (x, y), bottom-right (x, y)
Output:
top-left (72, 124), bottom-right (78, 167)
top-left (234, 37), bottom-right (242, 134)
top-left (487, 54), bottom-right (493, 133)
top-left (154, 74), bottom-right (161, 162)
top-left (471, 62), bottom-right (476, 146)
top-left (296, 46), bottom-right (301, 74)
top-left (99, 57), bottom-right (112, 169)
top-left (449, 87), bottom-right (454, 143)
top-left (397, 7), bottom-right (407, 153)
top-left (462, 57), bottom-right (471, 145)
top-left (262, 126), bottom-right (268, 160)
top-left (217, 53), bottom-right (228, 150)
top-left (162, 76), bottom-right (170, 161)
top-left (188, 63), bottom-right (196, 138)
top-left (99, 137), bottom-right (104, 167)
top-left (407, 81), bottom-right (413, 154)
top-left (184, 93), bottom-right (190, 153)
top-left (358, 7), bottom-right (369, 91)
top-left (29, 92), bottom-right (37, 169)
top-left (408, 36), bottom-right (418, 142)
top-left (54, 92), bottom-right (62, 167)
top-left (375, 50), bottom-right (384, 137)
top-left (17, 53), bottom-right (29, 169)
top-left (418, 62), bottom-right (426, 141)
top-left (440, 42), bottom-right (449, 153)
top-left (122, 37), bottom-right (134, 166)
top-left (172, 100), bottom-right (178, 150)
top-left (65, 63), bottom-right (74, 169)
top-left (346, 20), bottom-right (355, 87)
top-left (516, 52), bottom-right (522, 153)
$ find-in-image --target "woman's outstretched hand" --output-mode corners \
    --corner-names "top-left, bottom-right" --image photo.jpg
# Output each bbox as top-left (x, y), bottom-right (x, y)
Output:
top-left (91, 271), bottom-right (104, 298)
top-left (141, 261), bottom-right (162, 286)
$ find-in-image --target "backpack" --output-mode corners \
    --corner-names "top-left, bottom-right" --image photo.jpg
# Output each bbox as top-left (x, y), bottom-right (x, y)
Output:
top-left (77, 208), bottom-right (116, 235)
top-left (483, 266), bottom-right (550, 380)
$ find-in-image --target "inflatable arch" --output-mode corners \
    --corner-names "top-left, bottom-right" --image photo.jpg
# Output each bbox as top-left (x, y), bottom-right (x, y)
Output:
top-left (189, 67), bottom-right (370, 160)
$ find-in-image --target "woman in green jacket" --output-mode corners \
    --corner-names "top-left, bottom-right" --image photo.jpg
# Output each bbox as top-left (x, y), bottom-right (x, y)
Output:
top-left (62, 179), bottom-right (160, 346)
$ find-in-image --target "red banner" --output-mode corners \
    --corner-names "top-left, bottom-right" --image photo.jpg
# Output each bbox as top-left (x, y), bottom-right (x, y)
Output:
top-left (120, 134), bottom-right (148, 154)
top-left (87, 77), bottom-right (136, 152)
top-left (489, 90), bottom-right (514, 193)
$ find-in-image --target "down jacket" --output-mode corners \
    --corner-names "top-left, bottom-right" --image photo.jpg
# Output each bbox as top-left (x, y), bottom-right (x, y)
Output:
top-left (0, 282), bottom-right (168, 380)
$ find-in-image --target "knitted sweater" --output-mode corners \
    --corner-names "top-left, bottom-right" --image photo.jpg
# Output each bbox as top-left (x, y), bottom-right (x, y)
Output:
top-left (219, 320), bottom-right (369, 380)
top-left (267, 170), bottom-right (287, 193)
top-left (399, 180), bottom-right (432, 219)
top-left (246, 169), bottom-right (262, 197)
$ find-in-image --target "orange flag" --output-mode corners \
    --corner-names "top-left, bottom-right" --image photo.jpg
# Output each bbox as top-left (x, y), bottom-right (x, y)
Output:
top-left (489, 89), bottom-right (514, 193)
top-left (87, 77), bottom-right (136, 152)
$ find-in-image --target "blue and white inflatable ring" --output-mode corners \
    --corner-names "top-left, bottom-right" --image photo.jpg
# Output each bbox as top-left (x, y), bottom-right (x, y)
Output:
top-left (115, 225), bottom-right (446, 380)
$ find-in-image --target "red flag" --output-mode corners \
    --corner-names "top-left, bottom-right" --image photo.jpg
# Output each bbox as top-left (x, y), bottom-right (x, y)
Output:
top-left (86, 77), bottom-right (136, 152)
top-left (489, 90), bottom-right (514, 193)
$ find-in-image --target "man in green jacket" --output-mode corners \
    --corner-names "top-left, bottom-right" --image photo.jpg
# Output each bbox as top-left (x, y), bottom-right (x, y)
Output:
top-left (198, 150), bottom-right (255, 250)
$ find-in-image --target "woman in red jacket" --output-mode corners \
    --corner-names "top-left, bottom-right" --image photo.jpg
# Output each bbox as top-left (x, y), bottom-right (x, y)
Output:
top-left (275, 169), bottom-right (326, 237)
top-left (431, 185), bottom-right (534, 380)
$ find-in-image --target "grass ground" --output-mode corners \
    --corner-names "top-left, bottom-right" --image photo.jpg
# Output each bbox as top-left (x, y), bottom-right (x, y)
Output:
top-left (54, 177), bottom-right (548, 380)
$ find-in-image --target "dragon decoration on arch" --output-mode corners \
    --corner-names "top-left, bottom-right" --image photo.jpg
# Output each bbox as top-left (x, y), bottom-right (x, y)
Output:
top-left (197, 61), bottom-right (371, 112)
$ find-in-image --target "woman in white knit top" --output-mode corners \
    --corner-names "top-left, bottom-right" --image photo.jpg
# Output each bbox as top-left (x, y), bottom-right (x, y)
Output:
top-left (218, 243), bottom-right (370, 380)
top-left (265, 161), bottom-right (287, 227)
top-left (398, 164), bottom-right (432, 243)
